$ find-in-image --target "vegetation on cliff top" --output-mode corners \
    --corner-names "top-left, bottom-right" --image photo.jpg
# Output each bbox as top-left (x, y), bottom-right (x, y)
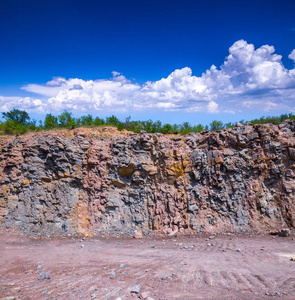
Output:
top-left (0, 108), bottom-right (294, 136)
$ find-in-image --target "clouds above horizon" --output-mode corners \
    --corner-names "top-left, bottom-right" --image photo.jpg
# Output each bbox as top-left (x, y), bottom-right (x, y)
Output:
top-left (1, 39), bottom-right (295, 115)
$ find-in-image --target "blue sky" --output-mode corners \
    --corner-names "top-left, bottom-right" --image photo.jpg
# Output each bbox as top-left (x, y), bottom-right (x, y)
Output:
top-left (0, 0), bottom-right (295, 125)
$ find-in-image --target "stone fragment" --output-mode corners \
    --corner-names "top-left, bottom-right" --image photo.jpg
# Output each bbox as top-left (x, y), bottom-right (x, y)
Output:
top-left (41, 175), bottom-right (52, 182)
top-left (142, 165), bottom-right (158, 175)
top-left (278, 229), bottom-right (290, 237)
top-left (131, 284), bottom-right (141, 294)
top-left (134, 231), bottom-right (143, 239)
top-left (289, 148), bottom-right (295, 160)
top-left (119, 163), bottom-right (136, 177)
top-left (223, 149), bottom-right (234, 156)
top-left (270, 228), bottom-right (291, 237)
top-left (80, 140), bottom-right (89, 150)
top-left (112, 179), bottom-right (126, 187)
top-left (38, 272), bottom-right (51, 280)
top-left (110, 269), bottom-right (116, 279)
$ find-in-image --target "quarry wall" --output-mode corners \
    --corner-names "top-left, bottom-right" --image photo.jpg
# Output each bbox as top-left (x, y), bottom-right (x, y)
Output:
top-left (0, 121), bottom-right (294, 236)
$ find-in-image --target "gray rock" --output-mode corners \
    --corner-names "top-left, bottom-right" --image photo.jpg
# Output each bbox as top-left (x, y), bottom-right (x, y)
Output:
top-left (131, 284), bottom-right (141, 294)
top-left (110, 269), bottom-right (116, 279)
top-left (38, 272), bottom-right (51, 280)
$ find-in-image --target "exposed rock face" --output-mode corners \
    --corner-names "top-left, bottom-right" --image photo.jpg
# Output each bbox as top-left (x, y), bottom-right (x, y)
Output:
top-left (0, 122), bottom-right (294, 236)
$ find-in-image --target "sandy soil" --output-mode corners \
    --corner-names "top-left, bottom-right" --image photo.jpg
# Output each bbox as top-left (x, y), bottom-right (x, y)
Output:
top-left (0, 232), bottom-right (294, 300)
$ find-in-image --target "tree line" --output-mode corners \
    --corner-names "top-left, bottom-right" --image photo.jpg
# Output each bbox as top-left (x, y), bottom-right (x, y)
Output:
top-left (0, 108), bottom-right (295, 136)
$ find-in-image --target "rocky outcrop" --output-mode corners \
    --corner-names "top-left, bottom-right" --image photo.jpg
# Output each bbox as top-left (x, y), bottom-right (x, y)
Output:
top-left (0, 121), bottom-right (295, 236)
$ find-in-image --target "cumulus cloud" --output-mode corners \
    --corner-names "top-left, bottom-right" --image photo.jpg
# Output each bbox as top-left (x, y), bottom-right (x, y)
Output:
top-left (0, 96), bottom-right (45, 112)
top-left (1, 40), bottom-right (295, 114)
top-left (289, 49), bottom-right (295, 63)
top-left (207, 101), bottom-right (219, 113)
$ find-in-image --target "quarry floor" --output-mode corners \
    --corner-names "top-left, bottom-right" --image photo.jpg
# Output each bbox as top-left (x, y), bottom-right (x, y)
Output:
top-left (0, 231), bottom-right (294, 300)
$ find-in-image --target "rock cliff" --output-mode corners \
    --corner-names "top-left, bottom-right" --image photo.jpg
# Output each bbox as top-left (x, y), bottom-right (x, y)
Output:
top-left (0, 121), bottom-right (294, 236)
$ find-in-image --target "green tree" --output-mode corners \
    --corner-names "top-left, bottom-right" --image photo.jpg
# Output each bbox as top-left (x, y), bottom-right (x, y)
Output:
top-left (58, 111), bottom-right (76, 128)
top-left (172, 124), bottom-right (179, 134)
top-left (117, 122), bottom-right (125, 131)
top-left (1, 108), bottom-right (31, 135)
top-left (106, 115), bottom-right (120, 126)
top-left (161, 123), bottom-right (173, 134)
top-left (80, 114), bottom-right (94, 126)
top-left (151, 120), bottom-right (162, 133)
top-left (2, 108), bottom-right (30, 125)
top-left (180, 122), bottom-right (192, 135)
top-left (144, 119), bottom-right (153, 133)
top-left (93, 117), bottom-right (105, 126)
top-left (44, 114), bottom-right (59, 130)
top-left (192, 124), bottom-right (204, 132)
top-left (224, 122), bottom-right (235, 128)
top-left (209, 120), bottom-right (224, 131)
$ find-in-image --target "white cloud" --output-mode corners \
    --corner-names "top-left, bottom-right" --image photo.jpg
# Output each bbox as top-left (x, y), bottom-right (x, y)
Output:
top-left (1, 40), bottom-right (295, 115)
top-left (0, 96), bottom-right (45, 112)
top-left (207, 101), bottom-right (219, 113)
top-left (242, 100), bottom-right (281, 112)
top-left (289, 49), bottom-right (295, 63)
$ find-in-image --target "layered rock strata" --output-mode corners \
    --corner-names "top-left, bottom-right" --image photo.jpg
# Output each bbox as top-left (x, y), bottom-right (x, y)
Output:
top-left (0, 122), bottom-right (294, 236)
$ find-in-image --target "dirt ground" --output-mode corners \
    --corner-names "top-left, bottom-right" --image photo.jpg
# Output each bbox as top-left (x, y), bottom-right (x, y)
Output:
top-left (0, 231), bottom-right (294, 300)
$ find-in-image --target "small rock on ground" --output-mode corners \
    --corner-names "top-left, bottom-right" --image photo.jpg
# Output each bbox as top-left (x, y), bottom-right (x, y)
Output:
top-left (110, 269), bottom-right (116, 279)
top-left (131, 284), bottom-right (141, 294)
top-left (38, 272), bottom-right (51, 280)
